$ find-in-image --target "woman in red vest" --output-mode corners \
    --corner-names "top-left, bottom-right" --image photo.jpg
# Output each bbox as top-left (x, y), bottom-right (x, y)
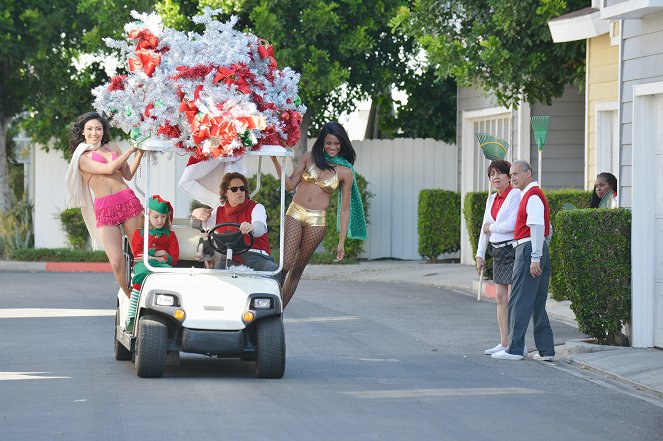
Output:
top-left (191, 172), bottom-right (277, 272)
top-left (475, 160), bottom-right (522, 356)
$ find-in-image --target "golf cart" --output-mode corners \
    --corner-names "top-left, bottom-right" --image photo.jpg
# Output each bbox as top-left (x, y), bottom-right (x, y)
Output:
top-left (114, 143), bottom-right (290, 379)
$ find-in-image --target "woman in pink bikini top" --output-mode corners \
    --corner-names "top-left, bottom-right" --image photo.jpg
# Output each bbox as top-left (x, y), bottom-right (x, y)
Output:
top-left (65, 112), bottom-right (144, 297)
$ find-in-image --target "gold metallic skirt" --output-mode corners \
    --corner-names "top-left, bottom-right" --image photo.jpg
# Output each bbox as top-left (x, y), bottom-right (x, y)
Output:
top-left (286, 202), bottom-right (326, 227)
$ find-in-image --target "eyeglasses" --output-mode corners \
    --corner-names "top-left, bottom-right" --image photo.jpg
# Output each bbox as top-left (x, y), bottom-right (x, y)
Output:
top-left (229, 186), bottom-right (246, 193)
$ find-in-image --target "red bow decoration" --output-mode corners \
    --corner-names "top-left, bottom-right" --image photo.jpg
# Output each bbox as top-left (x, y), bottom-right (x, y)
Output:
top-left (257, 39), bottom-right (277, 68)
top-left (189, 113), bottom-right (237, 157)
top-left (128, 29), bottom-right (159, 51)
top-left (128, 49), bottom-right (161, 77)
top-left (179, 99), bottom-right (199, 126)
top-left (213, 67), bottom-right (251, 94)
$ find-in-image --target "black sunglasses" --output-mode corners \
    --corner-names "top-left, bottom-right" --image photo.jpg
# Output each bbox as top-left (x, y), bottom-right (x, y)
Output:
top-left (229, 186), bottom-right (246, 193)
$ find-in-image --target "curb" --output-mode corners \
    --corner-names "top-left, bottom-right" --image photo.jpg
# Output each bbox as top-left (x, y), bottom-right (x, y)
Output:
top-left (0, 260), bottom-right (112, 273)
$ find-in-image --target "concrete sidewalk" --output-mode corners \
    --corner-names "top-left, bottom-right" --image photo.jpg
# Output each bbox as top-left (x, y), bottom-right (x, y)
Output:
top-left (1, 258), bottom-right (662, 400)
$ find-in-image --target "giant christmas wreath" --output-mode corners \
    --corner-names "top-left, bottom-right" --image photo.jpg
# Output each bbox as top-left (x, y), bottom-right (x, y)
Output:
top-left (93, 8), bottom-right (305, 160)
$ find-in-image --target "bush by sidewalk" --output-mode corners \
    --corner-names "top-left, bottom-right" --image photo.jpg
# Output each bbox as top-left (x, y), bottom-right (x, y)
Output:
top-left (547, 189), bottom-right (592, 300)
top-left (554, 208), bottom-right (631, 345)
top-left (463, 191), bottom-right (492, 279)
top-left (419, 189), bottom-right (460, 263)
top-left (9, 248), bottom-right (109, 262)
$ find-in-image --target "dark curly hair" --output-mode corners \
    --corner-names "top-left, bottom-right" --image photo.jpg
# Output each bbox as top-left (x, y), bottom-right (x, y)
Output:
top-left (311, 121), bottom-right (355, 171)
top-left (69, 112), bottom-right (110, 151)
top-left (219, 172), bottom-right (250, 204)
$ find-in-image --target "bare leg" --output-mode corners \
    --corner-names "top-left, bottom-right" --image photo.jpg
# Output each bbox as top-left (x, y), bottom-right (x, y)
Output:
top-left (496, 283), bottom-right (509, 347)
top-left (281, 223), bottom-right (326, 308)
top-left (99, 225), bottom-right (131, 297)
top-left (122, 213), bottom-right (142, 241)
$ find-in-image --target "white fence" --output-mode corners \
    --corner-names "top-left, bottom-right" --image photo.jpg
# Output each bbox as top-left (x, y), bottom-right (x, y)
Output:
top-left (33, 138), bottom-right (458, 260)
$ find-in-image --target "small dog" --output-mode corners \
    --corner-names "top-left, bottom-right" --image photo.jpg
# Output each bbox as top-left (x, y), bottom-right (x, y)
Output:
top-left (195, 237), bottom-right (218, 269)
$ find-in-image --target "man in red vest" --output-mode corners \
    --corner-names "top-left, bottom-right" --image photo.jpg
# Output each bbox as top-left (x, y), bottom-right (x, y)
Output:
top-left (491, 160), bottom-right (555, 361)
top-left (191, 172), bottom-right (277, 273)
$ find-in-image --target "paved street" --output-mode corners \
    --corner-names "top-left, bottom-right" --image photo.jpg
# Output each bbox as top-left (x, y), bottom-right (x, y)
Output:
top-left (1, 272), bottom-right (662, 441)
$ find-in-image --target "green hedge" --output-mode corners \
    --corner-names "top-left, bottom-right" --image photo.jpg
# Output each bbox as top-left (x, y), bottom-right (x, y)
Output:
top-left (463, 192), bottom-right (492, 278)
top-left (322, 173), bottom-right (372, 259)
top-left (59, 208), bottom-right (89, 249)
top-left (554, 209), bottom-right (631, 344)
top-left (418, 190), bottom-right (460, 262)
top-left (547, 190), bottom-right (593, 300)
top-left (9, 248), bottom-right (109, 262)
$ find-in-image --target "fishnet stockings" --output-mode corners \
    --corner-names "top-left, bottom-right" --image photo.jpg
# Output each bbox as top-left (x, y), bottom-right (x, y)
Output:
top-left (281, 215), bottom-right (326, 308)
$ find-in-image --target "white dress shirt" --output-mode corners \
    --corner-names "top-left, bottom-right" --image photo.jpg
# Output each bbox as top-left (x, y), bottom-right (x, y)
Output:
top-left (476, 186), bottom-right (522, 259)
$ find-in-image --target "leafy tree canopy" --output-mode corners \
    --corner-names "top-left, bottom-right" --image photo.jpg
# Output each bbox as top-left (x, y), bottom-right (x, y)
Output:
top-left (0, 0), bottom-right (152, 210)
top-left (157, 0), bottom-right (424, 153)
top-left (392, 0), bottom-right (588, 108)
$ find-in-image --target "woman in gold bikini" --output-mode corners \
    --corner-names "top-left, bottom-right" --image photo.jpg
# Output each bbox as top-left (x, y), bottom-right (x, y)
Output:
top-left (271, 121), bottom-right (366, 307)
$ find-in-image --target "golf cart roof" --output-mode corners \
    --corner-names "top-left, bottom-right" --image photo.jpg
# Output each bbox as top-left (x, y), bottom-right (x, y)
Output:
top-left (139, 140), bottom-right (293, 158)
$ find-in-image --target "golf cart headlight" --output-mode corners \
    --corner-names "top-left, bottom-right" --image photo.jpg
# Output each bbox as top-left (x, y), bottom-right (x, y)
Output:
top-left (253, 298), bottom-right (272, 309)
top-left (155, 294), bottom-right (176, 306)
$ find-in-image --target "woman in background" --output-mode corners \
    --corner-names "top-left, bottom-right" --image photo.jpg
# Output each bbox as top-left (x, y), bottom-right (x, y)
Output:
top-left (476, 159), bottom-right (522, 356)
top-left (590, 172), bottom-right (618, 209)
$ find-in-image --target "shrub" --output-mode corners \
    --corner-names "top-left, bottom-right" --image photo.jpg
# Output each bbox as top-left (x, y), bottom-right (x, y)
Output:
top-left (9, 247), bottom-right (109, 262)
top-left (0, 193), bottom-right (33, 258)
top-left (545, 189), bottom-right (593, 300)
top-left (463, 191), bottom-right (492, 278)
top-left (322, 173), bottom-right (372, 259)
top-left (59, 208), bottom-right (89, 249)
top-left (554, 209), bottom-right (631, 345)
top-left (418, 189), bottom-right (460, 262)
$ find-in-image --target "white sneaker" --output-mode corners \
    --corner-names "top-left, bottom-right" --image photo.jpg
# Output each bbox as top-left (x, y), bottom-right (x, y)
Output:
top-left (484, 344), bottom-right (506, 355)
top-left (491, 350), bottom-right (523, 360)
top-left (533, 353), bottom-right (554, 362)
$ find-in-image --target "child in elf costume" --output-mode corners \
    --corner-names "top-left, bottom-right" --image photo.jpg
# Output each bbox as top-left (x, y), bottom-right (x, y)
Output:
top-left (126, 195), bottom-right (179, 331)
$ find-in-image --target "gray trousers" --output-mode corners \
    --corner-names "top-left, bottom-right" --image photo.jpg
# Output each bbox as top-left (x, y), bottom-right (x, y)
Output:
top-left (507, 241), bottom-right (555, 357)
top-left (216, 251), bottom-right (279, 281)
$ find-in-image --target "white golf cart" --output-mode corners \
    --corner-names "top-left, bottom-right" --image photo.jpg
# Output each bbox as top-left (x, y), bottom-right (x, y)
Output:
top-left (114, 143), bottom-right (290, 378)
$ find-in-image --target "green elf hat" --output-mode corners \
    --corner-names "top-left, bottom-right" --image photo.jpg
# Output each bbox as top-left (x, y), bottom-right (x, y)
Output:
top-left (148, 194), bottom-right (173, 221)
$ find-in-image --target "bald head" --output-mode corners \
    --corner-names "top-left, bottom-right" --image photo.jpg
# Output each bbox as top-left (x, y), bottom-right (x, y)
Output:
top-left (510, 160), bottom-right (533, 190)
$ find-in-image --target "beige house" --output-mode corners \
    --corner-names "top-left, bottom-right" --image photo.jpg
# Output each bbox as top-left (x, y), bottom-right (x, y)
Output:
top-left (550, 0), bottom-right (663, 348)
top-left (549, 6), bottom-right (620, 192)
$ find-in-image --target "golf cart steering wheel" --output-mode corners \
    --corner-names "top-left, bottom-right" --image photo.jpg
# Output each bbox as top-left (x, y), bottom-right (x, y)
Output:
top-left (208, 222), bottom-right (254, 255)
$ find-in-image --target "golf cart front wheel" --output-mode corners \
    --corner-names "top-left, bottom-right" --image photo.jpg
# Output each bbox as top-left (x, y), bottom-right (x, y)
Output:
top-left (135, 316), bottom-right (168, 378)
top-left (255, 316), bottom-right (286, 379)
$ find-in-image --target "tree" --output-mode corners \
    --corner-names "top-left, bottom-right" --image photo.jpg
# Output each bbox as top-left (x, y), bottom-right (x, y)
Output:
top-left (392, 0), bottom-right (587, 109)
top-left (157, 0), bottom-right (419, 159)
top-left (0, 0), bottom-right (152, 211)
top-left (374, 67), bottom-right (457, 143)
